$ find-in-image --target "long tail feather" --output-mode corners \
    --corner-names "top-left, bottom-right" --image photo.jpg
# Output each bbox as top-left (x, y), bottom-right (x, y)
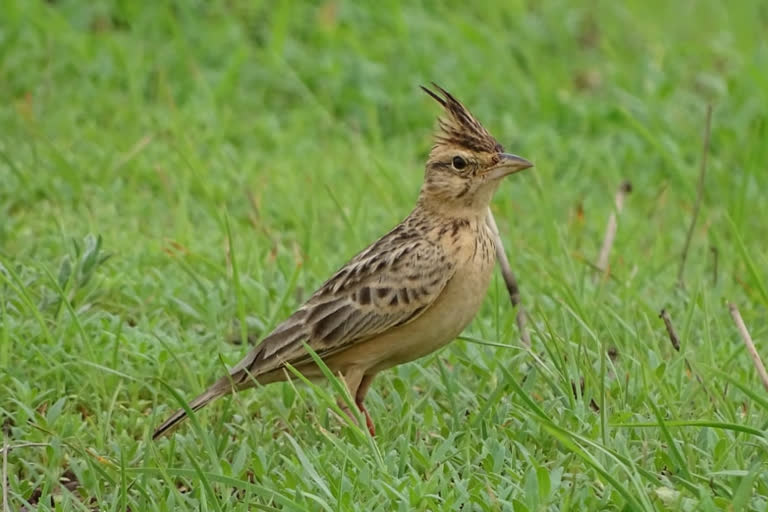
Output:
top-left (152, 376), bottom-right (232, 440)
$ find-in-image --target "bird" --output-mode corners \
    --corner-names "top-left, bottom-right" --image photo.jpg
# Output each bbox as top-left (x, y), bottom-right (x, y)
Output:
top-left (152, 84), bottom-right (532, 439)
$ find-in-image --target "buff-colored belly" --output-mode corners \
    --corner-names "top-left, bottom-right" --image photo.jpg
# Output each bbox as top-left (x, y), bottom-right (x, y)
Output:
top-left (326, 255), bottom-right (495, 375)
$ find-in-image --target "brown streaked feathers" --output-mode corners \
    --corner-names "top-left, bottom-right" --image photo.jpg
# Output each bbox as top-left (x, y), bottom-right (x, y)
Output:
top-left (228, 221), bottom-right (454, 377)
top-left (420, 83), bottom-right (503, 154)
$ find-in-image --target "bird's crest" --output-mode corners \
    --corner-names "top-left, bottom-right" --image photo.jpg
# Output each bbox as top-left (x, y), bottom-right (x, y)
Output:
top-left (421, 83), bottom-right (503, 153)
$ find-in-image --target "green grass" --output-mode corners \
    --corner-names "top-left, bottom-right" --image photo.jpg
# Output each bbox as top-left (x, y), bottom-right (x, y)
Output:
top-left (2, 0), bottom-right (768, 509)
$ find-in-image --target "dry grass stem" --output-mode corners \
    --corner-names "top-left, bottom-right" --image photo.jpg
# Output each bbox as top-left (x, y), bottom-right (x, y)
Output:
top-left (2, 433), bottom-right (8, 512)
top-left (678, 105), bottom-right (713, 287)
top-left (596, 180), bottom-right (632, 274)
top-left (728, 302), bottom-right (768, 393)
top-left (659, 308), bottom-right (681, 351)
top-left (658, 308), bottom-right (713, 401)
top-left (486, 209), bottom-right (531, 347)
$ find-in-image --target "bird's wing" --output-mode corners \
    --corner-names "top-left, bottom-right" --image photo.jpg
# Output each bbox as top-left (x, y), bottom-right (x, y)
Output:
top-left (228, 230), bottom-right (455, 381)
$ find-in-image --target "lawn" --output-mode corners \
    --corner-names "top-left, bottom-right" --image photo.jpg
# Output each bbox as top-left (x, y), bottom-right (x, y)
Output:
top-left (2, 0), bottom-right (768, 509)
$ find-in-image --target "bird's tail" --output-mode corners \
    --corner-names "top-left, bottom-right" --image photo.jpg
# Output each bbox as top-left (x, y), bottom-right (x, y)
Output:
top-left (152, 375), bottom-right (233, 440)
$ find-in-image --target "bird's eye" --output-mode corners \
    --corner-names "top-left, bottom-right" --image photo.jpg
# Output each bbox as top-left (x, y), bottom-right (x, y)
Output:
top-left (452, 156), bottom-right (467, 170)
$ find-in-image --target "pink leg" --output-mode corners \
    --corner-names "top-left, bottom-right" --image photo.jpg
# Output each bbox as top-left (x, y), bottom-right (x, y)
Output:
top-left (355, 374), bottom-right (376, 436)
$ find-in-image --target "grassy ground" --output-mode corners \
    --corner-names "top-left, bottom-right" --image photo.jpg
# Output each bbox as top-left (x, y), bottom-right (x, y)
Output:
top-left (2, 0), bottom-right (768, 509)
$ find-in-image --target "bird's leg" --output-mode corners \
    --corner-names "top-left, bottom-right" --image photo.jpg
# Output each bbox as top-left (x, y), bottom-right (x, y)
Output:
top-left (336, 370), bottom-right (364, 427)
top-left (355, 374), bottom-right (376, 436)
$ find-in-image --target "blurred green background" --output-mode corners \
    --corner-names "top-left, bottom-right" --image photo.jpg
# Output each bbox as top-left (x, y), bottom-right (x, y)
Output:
top-left (1, 0), bottom-right (767, 510)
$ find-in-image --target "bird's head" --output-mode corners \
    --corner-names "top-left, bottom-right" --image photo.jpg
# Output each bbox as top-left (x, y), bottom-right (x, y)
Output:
top-left (418, 84), bottom-right (532, 216)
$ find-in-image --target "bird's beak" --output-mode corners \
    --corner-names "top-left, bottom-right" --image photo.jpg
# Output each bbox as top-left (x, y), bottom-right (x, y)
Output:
top-left (485, 153), bottom-right (534, 181)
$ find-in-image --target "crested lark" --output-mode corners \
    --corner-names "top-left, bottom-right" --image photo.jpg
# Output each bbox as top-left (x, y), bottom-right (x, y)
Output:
top-left (153, 84), bottom-right (532, 439)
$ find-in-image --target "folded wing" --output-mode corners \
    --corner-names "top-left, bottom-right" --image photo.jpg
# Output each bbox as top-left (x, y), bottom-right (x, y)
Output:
top-left (227, 229), bottom-right (454, 382)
